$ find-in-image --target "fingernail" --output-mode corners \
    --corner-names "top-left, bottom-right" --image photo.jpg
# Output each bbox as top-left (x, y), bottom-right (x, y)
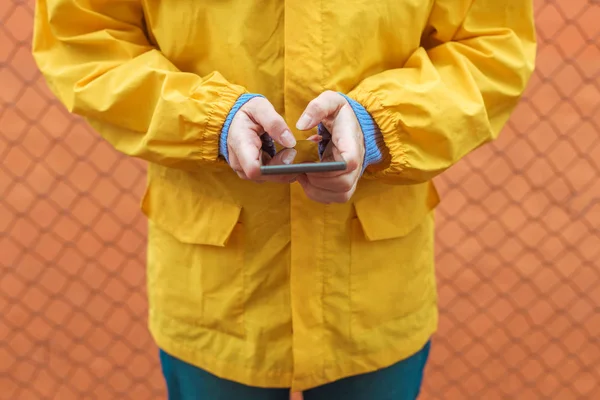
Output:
top-left (306, 134), bottom-right (323, 143)
top-left (283, 149), bottom-right (297, 165)
top-left (296, 113), bottom-right (313, 130)
top-left (281, 130), bottom-right (297, 148)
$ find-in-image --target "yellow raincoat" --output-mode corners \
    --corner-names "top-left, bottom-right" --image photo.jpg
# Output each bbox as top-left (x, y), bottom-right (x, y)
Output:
top-left (32, 0), bottom-right (536, 392)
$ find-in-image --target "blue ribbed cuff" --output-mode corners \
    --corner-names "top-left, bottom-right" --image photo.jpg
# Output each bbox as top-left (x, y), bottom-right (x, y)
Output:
top-left (339, 93), bottom-right (384, 174)
top-left (316, 93), bottom-right (384, 175)
top-left (220, 93), bottom-right (265, 163)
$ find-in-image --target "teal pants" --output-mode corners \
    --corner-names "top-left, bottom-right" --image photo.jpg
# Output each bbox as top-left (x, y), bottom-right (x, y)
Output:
top-left (159, 341), bottom-right (430, 400)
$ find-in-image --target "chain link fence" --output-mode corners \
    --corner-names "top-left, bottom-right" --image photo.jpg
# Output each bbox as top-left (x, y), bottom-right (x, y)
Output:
top-left (1, 0), bottom-right (599, 399)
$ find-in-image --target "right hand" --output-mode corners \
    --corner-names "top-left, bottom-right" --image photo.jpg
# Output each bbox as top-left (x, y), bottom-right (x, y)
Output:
top-left (228, 97), bottom-right (298, 183)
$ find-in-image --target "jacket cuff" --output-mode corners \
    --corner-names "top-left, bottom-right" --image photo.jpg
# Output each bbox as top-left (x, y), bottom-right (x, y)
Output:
top-left (219, 93), bottom-right (265, 163)
top-left (338, 93), bottom-right (385, 174)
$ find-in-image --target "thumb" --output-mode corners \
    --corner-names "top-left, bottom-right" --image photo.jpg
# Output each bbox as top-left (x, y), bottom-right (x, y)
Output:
top-left (270, 148), bottom-right (298, 165)
top-left (296, 91), bottom-right (347, 131)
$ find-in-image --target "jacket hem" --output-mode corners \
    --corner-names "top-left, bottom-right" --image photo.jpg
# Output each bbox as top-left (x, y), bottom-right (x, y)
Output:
top-left (149, 306), bottom-right (437, 393)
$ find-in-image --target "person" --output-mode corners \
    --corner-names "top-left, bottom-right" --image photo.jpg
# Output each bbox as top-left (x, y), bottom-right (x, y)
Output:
top-left (32, 0), bottom-right (536, 398)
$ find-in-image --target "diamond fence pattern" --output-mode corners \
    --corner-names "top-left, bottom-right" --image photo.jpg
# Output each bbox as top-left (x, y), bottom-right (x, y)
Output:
top-left (1, 0), bottom-right (599, 399)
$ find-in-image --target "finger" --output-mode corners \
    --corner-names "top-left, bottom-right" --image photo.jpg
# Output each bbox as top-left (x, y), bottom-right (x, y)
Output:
top-left (259, 149), bottom-right (299, 183)
top-left (308, 141), bottom-right (351, 179)
top-left (246, 98), bottom-right (296, 148)
top-left (305, 172), bottom-right (357, 192)
top-left (330, 105), bottom-right (362, 172)
top-left (233, 143), bottom-right (298, 183)
top-left (296, 91), bottom-right (347, 131)
top-left (235, 170), bottom-right (251, 180)
top-left (235, 167), bottom-right (266, 184)
top-left (270, 148), bottom-right (297, 165)
top-left (298, 174), bottom-right (355, 203)
top-left (297, 175), bottom-right (356, 204)
top-left (306, 134), bottom-right (323, 144)
top-left (229, 133), bottom-right (263, 180)
top-left (228, 149), bottom-right (244, 173)
top-left (264, 174), bottom-right (298, 184)
top-left (229, 151), bottom-right (258, 181)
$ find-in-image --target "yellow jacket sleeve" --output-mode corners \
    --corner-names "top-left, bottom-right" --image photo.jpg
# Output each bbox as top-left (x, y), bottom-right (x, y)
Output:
top-left (32, 0), bottom-right (247, 171)
top-left (349, 0), bottom-right (537, 184)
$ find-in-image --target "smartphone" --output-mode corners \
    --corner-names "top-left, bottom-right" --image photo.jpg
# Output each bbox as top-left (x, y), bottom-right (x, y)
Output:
top-left (259, 138), bottom-right (347, 175)
top-left (260, 160), bottom-right (347, 175)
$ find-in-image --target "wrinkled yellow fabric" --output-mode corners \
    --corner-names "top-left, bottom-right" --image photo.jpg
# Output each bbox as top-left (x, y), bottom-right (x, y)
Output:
top-left (33, 0), bottom-right (536, 392)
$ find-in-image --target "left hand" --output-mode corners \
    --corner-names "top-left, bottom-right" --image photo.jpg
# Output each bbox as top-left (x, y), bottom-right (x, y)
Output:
top-left (295, 91), bottom-right (365, 203)
top-left (227, 97), bottom-right (298, 183)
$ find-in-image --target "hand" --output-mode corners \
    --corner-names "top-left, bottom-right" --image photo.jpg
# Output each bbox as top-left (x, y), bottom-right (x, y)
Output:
top-left (295, 91), bottom-right (365, 203)
top-left (228, 97), bottom-right (298, 183)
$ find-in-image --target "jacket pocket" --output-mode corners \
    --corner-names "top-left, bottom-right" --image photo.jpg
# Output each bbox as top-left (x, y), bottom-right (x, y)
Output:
top-left (349, 182), bottom-right (439, 336)
top-left (142, 176), bottom-right (245, 338)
